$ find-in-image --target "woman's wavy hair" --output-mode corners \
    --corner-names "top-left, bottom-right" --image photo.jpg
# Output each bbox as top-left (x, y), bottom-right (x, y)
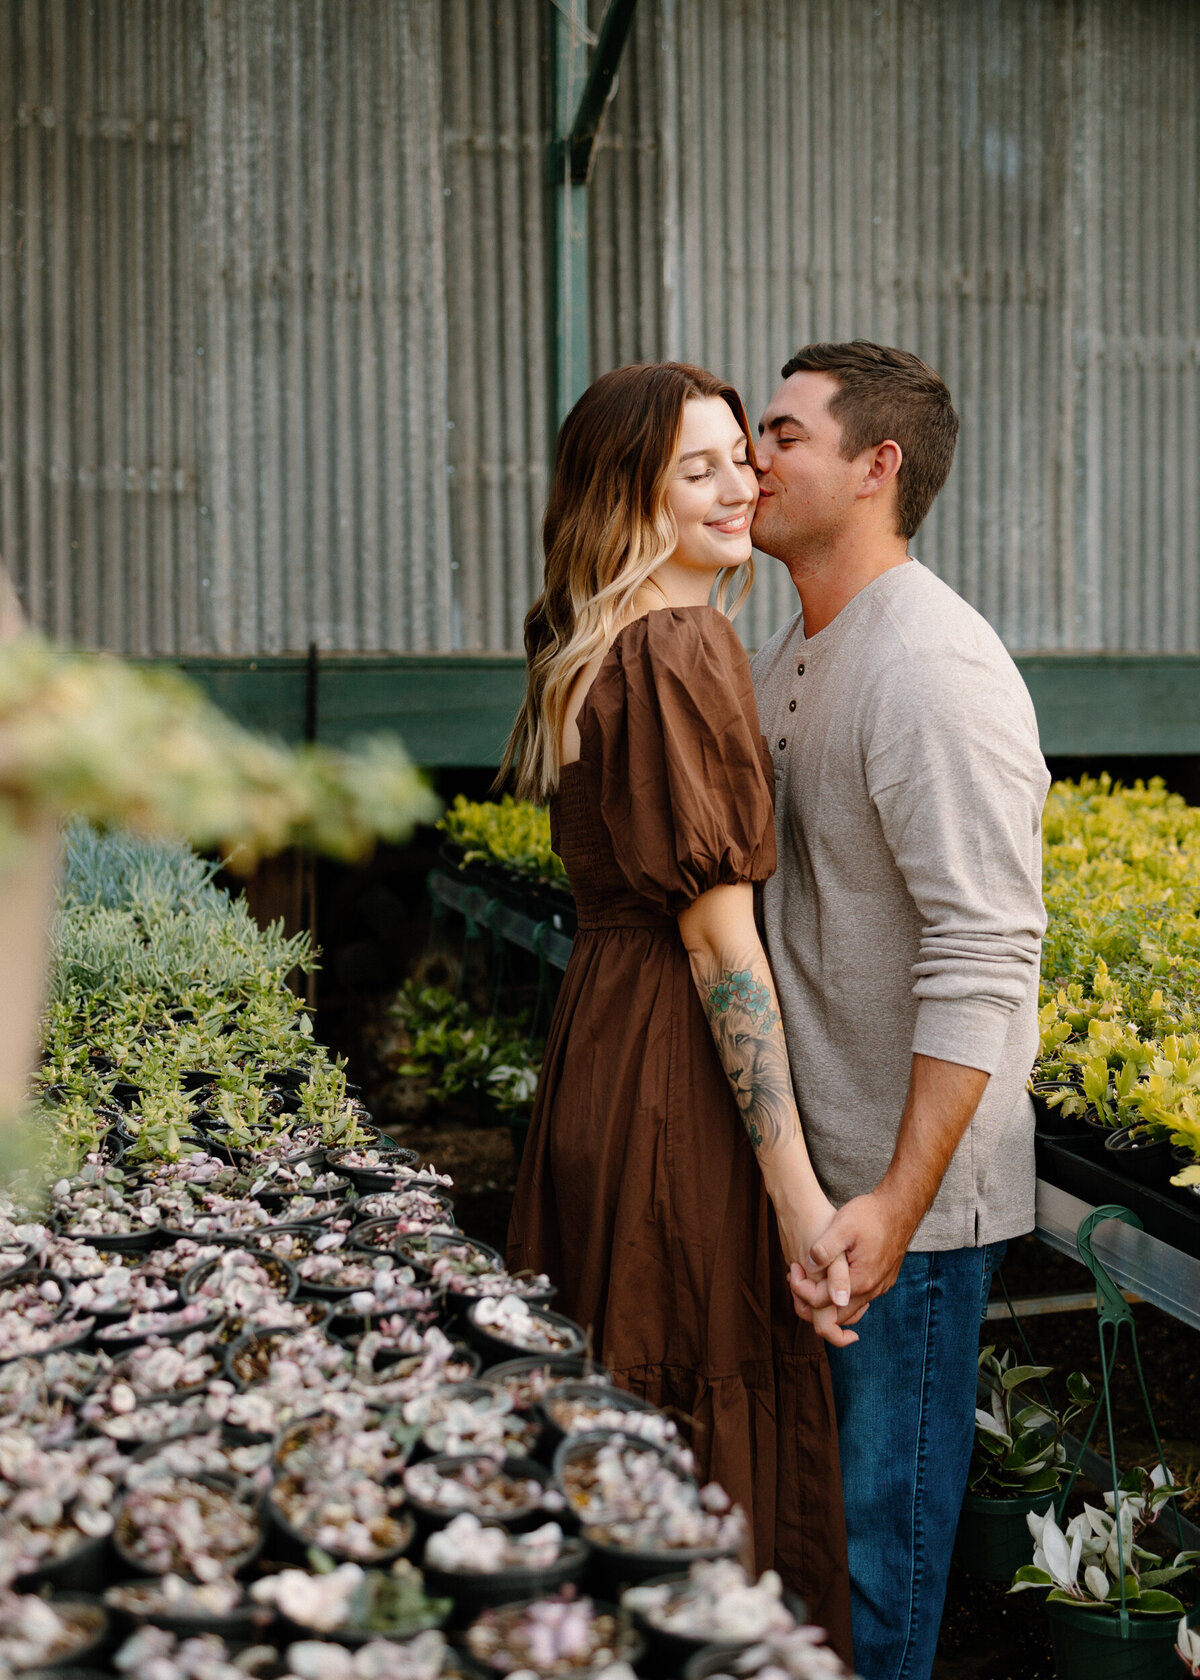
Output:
top-left (498, 362), bottom-right (756, 803)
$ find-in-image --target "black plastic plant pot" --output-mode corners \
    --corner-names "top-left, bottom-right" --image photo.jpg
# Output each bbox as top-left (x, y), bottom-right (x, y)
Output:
top-left (350, 1186), bottom-right (459, 1226)
top-left (252, 1177), bottom-right (355, 1215)
top-left (1029, 1082), bottom-right (1091, 1140)
top-left (0, 1242), bottom-right (34, 1286)
top-left (953, 1491), bottom-right (1054, 1582)
top-left (583, 1535), bottom-right (743, 1599)
top-left (223, 1325), bottom-right (324, 1390)
top-left (19, 1597), bottom-right (113, 1672)
top-left (369, 1339), bottom-right (483, 1380)
top-left (395, 1232), bottom-right (504, 1279)
top-left (94, 1392), bottom-right (218, 1451)
top-left (465, 1302), bottom-right (587, 1371)
top-left (58, 1226), bottom-right (162, 1255)
top-left (326, 1146), bottom-right (422, 1194)
top-left (112, 1476), bottom-right (266, 1582)
top-left (462, 1595), bottom-right (644, 1680)
top-left (264, 1487), bottom-right (416, 1569)
top-left (328, 1298), bottom-right (442, 1343)
top-left (535, 1381), bottom-right (664, 1466)
top-left (180, 1248), bottom-right (299, 1306)
top-left (552, 1432), bottom-right (680, 1539)
top-left (624, 1573), bottom-right (807, 1676)
top-left (13, 1532), bottom-right (113, 1597)
top-left (103, 1580), bottom-right (273, 1645)
top-left (1044, 1594), bottom-right (1192, 1680)
top-left (1103, 1125), bottom-right (1174, 1188)
top-left (95, 1307), bottom-right (224, 1355)
top-left (483, 1356), bottom-right (610, 1414)
top-left (352, 1213), bottom-right (460, 1260)
top-left (87, 1285), bottom-right (183, 1331)
top-left (405, 1453), bottom-right (557, 1537)
top-left (275, 1607), bottom-right (451, 1651)
top-left (1167, 1145), bottom-right (1200, 1206)
top-left (423, 1535), bottom-right (591, 1629)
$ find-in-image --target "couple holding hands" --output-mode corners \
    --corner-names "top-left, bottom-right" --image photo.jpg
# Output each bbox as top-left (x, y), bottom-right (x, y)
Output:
top-left (502, 341), bottom-right (1050, 1680)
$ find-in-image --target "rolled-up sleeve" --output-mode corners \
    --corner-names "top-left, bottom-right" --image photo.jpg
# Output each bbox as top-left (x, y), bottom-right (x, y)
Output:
top-left (863, 645), bottom-right (1050, 1074)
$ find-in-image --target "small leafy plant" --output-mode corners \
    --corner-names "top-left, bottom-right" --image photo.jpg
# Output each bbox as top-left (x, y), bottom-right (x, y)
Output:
top-left (1011, 1465), bottom-right (1199, 1615)
top-left (969, 1346), bottom-right (1096, 1497)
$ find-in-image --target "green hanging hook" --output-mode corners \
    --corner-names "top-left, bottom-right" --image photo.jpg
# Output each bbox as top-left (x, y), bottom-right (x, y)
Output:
top-left (1075, 1204), bottom-right (1141, 1328)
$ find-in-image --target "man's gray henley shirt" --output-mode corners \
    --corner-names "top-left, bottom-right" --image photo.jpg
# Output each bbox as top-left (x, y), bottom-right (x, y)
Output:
top-left (752, 560), bottom-right (1051, 1250)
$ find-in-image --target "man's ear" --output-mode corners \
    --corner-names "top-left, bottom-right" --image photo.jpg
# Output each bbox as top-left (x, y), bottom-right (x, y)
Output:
top-left (857, 439), bottom-right (902, 499)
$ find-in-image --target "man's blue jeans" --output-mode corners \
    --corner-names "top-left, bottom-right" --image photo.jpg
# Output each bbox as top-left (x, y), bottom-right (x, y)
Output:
top-left (826, 1242), bottom-right (1005, 1680)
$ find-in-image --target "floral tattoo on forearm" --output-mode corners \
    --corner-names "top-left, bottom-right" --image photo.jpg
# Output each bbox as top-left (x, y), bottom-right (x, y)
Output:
top-left (696, 957), bottom-right (798, 1153)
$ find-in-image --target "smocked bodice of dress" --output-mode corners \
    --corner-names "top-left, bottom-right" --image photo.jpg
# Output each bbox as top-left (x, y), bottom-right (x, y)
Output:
top-left (551, 765), bottom-right (675, 933)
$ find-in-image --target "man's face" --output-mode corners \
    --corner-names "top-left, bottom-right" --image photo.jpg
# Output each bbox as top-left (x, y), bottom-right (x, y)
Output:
top-left (751, 371), bottom-right (866, 559)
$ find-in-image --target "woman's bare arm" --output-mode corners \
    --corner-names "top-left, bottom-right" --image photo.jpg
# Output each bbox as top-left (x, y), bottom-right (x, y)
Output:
top-left (677, 882), bottom-right (858, 1345)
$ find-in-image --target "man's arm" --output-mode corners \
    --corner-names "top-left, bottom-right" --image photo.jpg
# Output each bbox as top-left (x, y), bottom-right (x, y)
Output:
top-left (792, 1053), bottom-right (988, 1320)
top-left (795, 641), bottom-right (1048, 1320)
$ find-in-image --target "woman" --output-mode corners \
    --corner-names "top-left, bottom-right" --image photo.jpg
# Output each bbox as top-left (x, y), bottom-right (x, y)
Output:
top-left (502, 363), bottom-right (852, 1653)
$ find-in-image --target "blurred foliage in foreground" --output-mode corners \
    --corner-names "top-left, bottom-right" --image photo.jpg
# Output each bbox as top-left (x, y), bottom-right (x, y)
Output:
top-left (0, 635), bottom-right (440, 875)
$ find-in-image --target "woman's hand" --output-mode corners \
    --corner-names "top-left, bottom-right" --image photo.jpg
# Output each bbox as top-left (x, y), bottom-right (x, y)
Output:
top-left (775, 1190), bottom-right (862, 1349)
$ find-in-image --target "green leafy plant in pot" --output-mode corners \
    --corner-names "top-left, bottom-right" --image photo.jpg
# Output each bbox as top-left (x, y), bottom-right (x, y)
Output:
top-left (1009, 1465), bottom-right (1199, 1680)
top-left (954, 1345), bottom-right (1096, 1581)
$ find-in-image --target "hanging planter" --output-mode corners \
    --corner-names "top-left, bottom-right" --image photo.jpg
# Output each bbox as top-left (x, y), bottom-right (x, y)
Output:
top-left (1044, 1596), bottom-right (1194, 1680)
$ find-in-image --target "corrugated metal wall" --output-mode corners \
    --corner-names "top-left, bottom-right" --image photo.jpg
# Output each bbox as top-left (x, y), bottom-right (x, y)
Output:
top-left (1, 1), bottom-right (1197, 656)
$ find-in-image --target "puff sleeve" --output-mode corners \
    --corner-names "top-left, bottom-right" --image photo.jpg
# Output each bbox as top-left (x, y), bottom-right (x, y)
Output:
top-left (578, 607), bottom-right (777, 915)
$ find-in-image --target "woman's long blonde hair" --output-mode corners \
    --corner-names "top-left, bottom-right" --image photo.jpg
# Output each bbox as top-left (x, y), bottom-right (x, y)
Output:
top-left (498, 362), bottom-right (756, 802)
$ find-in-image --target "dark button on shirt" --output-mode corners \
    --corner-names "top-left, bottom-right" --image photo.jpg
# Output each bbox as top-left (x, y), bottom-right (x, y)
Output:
top-left (778, 738), bottom-right (787, 751)
top-left (788, 699), bottom-right (796, 712)
top-left (797, 661), bottom-right (806, 676)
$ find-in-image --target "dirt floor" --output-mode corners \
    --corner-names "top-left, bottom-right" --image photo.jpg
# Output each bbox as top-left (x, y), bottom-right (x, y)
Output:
top-left (377, 1110), bottom-right (1200, 1680)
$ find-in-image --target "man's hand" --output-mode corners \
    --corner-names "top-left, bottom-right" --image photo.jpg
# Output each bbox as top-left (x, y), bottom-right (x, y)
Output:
top-left (789, 1054), bottom-right (991, 1327)
top-left (789, 1186), bottom-right (919, 1323)
top-left (776, 1196), bottom-right (861, 1348)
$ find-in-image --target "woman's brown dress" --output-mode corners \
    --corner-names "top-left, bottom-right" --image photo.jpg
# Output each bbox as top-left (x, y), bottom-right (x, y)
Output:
top-left (507, 606), bottom-right (852, 1659)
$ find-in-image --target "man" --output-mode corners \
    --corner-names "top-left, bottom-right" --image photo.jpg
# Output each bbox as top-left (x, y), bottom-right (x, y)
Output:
top-left (749, 341), bottom-right (1050, 1680)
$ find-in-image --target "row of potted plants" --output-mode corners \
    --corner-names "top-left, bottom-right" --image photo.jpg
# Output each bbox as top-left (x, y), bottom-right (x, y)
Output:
top-left (2, 826), bottom-right (854, 1679)
top-left (1035, 779), bottom-right (1200, 1208)
top-left (954, 1344), bottom-right (1198, 1675)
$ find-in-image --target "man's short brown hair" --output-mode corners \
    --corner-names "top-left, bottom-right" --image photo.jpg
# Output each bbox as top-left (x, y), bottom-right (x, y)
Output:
top-left (781, 340), bottom-right (959, 539)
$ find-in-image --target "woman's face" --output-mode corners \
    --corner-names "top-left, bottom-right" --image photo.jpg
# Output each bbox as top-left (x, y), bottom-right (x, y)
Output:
top-left (663, 397), bottom-right (758, 579)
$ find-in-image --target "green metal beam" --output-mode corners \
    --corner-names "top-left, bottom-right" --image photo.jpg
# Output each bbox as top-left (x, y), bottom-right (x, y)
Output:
top-left (549, 0), bottom-right (639, 429)
top-left (550, 1), bottom-right (591, 428)
top-left (568, 0), bottom-right (639, 183)
top-left (142, 652), bottom-right (1200, 768)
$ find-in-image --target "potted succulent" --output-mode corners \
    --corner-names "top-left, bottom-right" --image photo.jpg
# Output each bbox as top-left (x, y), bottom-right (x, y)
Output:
top-left (465, 1296), bottom-right (585, 1366)
top-left (537, 1380), bottom-right (676, 1459)
top-left (104, 1574), bottom-right (272, 1643)
top-left (622, 1559), bottom-right (801, 1673)
top-left (462, 1587), bottom-right (643, 1680)
top-left (250, 1557), bottom-right (450, 1646)
top-left (1010, 1465), bottom-right (1199, 1678)
top-left (482, 1356), bottom-right (608, 1415)
top-left (554, 1434), bottom-right (746, 1592)
top-left (682, 1624), bottom-right (855, 1679)
top-left (422, 1513), bottom-right (588, 1627)
top-left (403, 1452), bottom-right (563, 1534)
top-left (955, 1346), bottom-right (1096, 1580)
top-left (268, 1412), bottom-right (416, 1565)
top-left (112, 1472), bottom-right (264, 1581)
top-left (3, 1435), bottom-right (126, 1593)
top-left (0, 1589), bottom-right (111, 1672)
